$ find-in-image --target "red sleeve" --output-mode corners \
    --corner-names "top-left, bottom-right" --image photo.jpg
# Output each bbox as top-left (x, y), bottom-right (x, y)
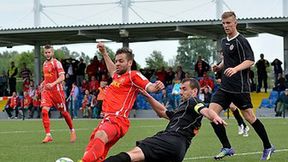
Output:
top-left (55, 60), bottom-right (65, 75)
top-left (131, 71), bottom-right (150, 90)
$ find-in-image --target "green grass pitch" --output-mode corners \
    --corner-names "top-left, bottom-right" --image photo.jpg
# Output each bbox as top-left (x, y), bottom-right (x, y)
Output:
top-left (0, 118), bottom-right (287, 162)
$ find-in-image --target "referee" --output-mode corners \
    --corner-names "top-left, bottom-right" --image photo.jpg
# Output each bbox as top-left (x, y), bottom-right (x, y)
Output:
top-left (209, 11), bottom-right (274, 160)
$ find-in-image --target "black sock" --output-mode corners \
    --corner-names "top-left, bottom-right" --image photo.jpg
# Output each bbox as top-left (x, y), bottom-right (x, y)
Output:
top-left (251, 119), bottom-right (271, 149)
top-left (232, 108), bottom-right (246, 128)
top-left (211, 122), bottom-right (231, 148)
top-left (104, 152), bottom-right (131, 162)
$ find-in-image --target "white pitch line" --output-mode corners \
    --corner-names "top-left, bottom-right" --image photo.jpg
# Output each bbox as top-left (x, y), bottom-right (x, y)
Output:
top-left (184, 149), bottom-right (288, 160)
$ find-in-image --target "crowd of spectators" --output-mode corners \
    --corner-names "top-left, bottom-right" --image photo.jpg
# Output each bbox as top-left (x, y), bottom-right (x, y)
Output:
top-left (1, 54), bottom-right (288, 119)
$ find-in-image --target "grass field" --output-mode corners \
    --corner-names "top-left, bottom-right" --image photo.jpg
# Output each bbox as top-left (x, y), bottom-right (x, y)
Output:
top-left (0, 118), bottom-right (287, 162)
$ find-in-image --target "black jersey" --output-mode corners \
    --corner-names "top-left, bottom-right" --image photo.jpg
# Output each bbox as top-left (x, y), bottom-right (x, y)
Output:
top-left (164, 97), bottom-right (205, 143)
top-left (221, 33), bottom-right (254, 93)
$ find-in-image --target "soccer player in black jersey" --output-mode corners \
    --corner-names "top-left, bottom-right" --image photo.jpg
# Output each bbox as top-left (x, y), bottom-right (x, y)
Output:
top-left (104, 78), bottom-right (226, 162)
top-left (209, 11), bottom-right (274, 160)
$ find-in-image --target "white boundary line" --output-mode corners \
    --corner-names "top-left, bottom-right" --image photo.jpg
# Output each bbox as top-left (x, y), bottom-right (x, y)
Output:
top-left (184, 149), bottom-right (288, 160)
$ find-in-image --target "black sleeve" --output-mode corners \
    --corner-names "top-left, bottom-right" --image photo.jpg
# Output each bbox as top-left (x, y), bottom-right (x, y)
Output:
top-left (166, 110), bottom-right (175, 119)
top-left (240, 36), bottom-right (255, 62)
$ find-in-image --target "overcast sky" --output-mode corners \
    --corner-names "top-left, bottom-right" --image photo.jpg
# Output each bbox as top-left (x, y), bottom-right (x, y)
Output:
top-left (0, 0), bottom-right (285, 67)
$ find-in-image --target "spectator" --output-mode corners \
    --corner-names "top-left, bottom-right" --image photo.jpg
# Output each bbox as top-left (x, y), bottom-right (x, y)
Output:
top-left (171, 74), bottom-right (181, 109)
top-left (194, 55), bottom-right (210, 77)
top-left (275, 88), bottom-right (288, 117)
top-left (20, 63), bottom-right (32, 80)
top-left (67, 82), bottom-right (80, 119)
top-left (80, 79), bottom-right (90, 94)
top-left (90, 92), bottom-right (98, 118)
top-left (0, 70), bottom-right (9, 96)
top-left (4, 91), bottom-right (20, 119)
top-left (165, 67), bottom-right (175, 86)
top-left (22, 77), bottom-right (31, 93)
top-left (256, 53), bottom-right (269, 93)
top-left (199, 85), bottom-right (212, 104)
top-left (155, 66), bottom-right (167, 83)
top-left (95, 81), bottom-right (107, 118)
top-left (28, 80), bottom-right (35, 97)
top-left (31, 85), bottom-right (41, 118)
top-left (273, 73), bottom-right (286, 92)
top-left (199, 72), bottom-right (215, 91)
top-left (7, 61), bottom-right (18, 95)
top-left (89, 75), bottom-right (99, 93)
top-left (80, 89), bottom-right (91, 118)
top-left (76, 58), bottom-right (86, 86)
top-left (20, 91), bottom-right (33, 120)
top-left (271, 58), bottom-right (283, 86)
top-left (98, 58), bottom-right (108, 79)
top-left (86, 59), bottom-right (97, 81)
top-left (175, 66), bottom-right (185, 81)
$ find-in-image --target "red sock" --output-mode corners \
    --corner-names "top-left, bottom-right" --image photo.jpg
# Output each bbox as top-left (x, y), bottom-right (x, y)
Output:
top-left (42, 109), bottom-right (50, 134)
top-left (61, 111), bottom-right (74, 130)
top-left (82, 138), bottom-right (105, 162)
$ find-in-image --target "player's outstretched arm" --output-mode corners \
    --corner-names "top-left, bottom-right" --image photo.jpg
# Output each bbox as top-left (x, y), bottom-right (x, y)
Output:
top-left (200, 108), bottom-right (227, 125)
top-left (139, 89), bottom-right (169, 119)
top-left (97, 42), bottom-right (116, 77)
top-left (146, 80), bottom-right (165, 93)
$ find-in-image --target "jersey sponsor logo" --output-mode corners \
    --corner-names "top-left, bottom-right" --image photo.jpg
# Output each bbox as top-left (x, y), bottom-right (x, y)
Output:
top-left (229, 44), bottom-right (234, 50)
top-left (136, 72), bottom-right (147, 80)
top-left (110, 80), bottom-right (121, 88)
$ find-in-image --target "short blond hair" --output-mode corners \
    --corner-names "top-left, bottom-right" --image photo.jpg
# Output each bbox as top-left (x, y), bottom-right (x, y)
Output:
top-left (221, 11), bottom-right (236, 19)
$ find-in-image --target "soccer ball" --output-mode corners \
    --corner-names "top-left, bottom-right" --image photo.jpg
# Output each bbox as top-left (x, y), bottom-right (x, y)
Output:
top-left (55, 157), bottom-right (74, 162)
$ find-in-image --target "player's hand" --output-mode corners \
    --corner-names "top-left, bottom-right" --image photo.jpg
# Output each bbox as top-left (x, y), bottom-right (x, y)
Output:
top-left (45, 83), bottom-right (54, 90)
top-left (224, 67), bottom-right (237, 77)
top-left (213, 117), bottom-right (227, 126)
top-left (97, 42), bottom-right (107, 55)
top-left (154, 80), bottom-right (165, 91)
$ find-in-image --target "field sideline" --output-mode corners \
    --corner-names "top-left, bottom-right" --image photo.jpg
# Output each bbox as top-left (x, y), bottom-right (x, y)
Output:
top-left (0, 118), bottom-right (287, 162)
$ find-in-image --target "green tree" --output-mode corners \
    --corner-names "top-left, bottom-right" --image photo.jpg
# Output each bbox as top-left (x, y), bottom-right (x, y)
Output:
top-left (145, 50), bottom-right (168, 70)
top-left (175, 38), bottom-right (216, 74)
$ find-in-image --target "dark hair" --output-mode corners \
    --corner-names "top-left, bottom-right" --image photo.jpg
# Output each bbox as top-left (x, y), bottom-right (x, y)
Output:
top-left (44, 44), bottom-right (53, 49)
top-left (221, 11), bottom-right (236, 19)
top-left (181, 78), bottom-right (200, 95)
top-left (116, 47), bottom-right (134, 60)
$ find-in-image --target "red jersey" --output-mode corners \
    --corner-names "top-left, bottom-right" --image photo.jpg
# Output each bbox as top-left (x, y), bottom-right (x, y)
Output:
top-left (103, 70), bottom-right (150, 117)
top-left (42, 58), bottom-right (65, 91)
top-left (23, 95), bottom-right (32, 108)
top-left (33, 88), bottom-right (41, 107)
top-left (22, 79), bottom-right (30, 92)
top-left (89, 80), bottom-right (100, 92)
top-left (9, 96), bottom-right (18, 108)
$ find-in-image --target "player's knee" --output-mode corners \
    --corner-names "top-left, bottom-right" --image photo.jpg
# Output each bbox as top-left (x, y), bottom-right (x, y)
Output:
top-left (94, 130), bottom-right (109, 143)
top-left (127, 147), bottom-right (144, 162)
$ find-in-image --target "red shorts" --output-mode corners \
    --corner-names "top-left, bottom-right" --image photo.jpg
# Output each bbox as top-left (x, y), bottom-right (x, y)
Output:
top-left (86, 115), bottom-right (130, 160)
top-left (41, 90), bottom-right (67, 111)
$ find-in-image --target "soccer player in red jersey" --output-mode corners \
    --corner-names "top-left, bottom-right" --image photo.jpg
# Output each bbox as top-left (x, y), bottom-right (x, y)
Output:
top-left (81, 43), bottom-right (165, 162)
top-left (40, 45), bottom-right (76, 143)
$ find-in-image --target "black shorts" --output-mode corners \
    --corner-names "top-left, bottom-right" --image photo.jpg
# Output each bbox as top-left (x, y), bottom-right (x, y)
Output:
top-left (136, 132), bottom-right (188, 162)
top-left (211, 89), bottom-right (253, 110)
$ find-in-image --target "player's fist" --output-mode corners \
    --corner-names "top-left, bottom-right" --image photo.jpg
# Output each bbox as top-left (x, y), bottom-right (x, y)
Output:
top-left (97, 42), bottom-right (106, 54)
top-left (154, 80), bottom-right (165, 91)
